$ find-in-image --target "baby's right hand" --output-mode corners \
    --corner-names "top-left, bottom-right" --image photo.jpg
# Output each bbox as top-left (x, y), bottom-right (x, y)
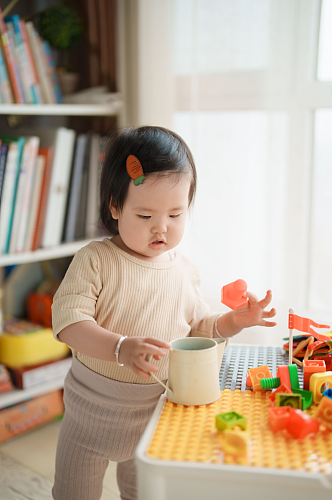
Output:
top-left (118, 337), bottom-right (171, 378)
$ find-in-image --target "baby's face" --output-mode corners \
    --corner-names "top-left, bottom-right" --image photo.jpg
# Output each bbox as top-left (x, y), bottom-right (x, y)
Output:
top-left (110, 174), bottom-right (190, 262)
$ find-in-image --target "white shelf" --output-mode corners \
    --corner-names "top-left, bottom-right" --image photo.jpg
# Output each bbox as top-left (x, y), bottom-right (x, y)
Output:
top-left (0, 237), bottom-right (104, 267)
top-left (0, 102), bottom-right (122, 116)
top-left (0, 375), bottom-right (66, 409)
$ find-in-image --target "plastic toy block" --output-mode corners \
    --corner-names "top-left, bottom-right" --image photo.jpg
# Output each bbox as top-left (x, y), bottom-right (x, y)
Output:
top-left (276, 365), bottom-right (291, 391)
top-left (303, 359), bottom-right (326, 391)
top-left (268, 406), bottom-right (293, 432)
top-left (222, 429), bottom-right (249, 456)
top-left (260, 377), bottom-right (280, 390)
top-left (268, 383), bottom-right (292, 404)
top-left (287, 409), bottom-right (320, 439)
top-left (248, 365), bottom-right (272, 392)
top-left (215, 411), bottom-right (247, 431)
top-left (309, 371), bottom-right (332, 404)
top-left (323, 388), bottom-right (332, 400)
top-left (221, 279), bottom-right (248, 310)
top-left (292, 388), bottom-right (313, 410)
top-left (275, 393), bottom-right (302, 409)
top-left (315, 395), bottom-right (332, 429)
top-left (288, 364), bottom-right (299, 390)
top-left (246, 372), bottom-right (252, 387)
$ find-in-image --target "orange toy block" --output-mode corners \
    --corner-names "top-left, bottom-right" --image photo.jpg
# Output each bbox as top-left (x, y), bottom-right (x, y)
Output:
top-left (248, 365), bottom-right (272, 392)
top-left (222, 429), bottom-right (249, 457)
top-left (315, 396), bottom-right (332, 429)
top-left (276, 365), bottom-right (291, 391)
top-left (309, 371), bottom-right (332, 404)
top-left (268, 383), bottom-right (292, 404)
top-left (303, 359), bottom-right (326, 391)
top-left (221, 279), bottom-right (248, 310)
top-left (268, 406), bottom-right (293, 432)
top-left (287, 409), bottom-right (319, 439)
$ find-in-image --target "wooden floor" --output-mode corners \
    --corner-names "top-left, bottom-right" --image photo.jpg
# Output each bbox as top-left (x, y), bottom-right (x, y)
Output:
top-left (0, 420), bottom-right (121, 500)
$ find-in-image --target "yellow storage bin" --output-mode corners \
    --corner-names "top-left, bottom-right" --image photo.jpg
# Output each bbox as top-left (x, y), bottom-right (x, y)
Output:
top-left (0, 328), bottom-right (70, 368)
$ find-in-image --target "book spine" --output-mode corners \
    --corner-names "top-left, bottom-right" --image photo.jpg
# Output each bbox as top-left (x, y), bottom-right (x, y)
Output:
top-left (31, 147), bottom-right (53, 251)
top-left (42, 41), bottom-right (62, 104)
top-left (0, 8), bottom-right (23, 103)
top-left (16, 137), bottom-right (40, 253)
top-left (0, 43), bottom-right (13, 103)
top-left (0, 141), bottom-right (19, 254)
top-left (25, 22), bottom-right (50, 104)
top-left (24, 154), bottom-right (45, 252)
top-left (5, 16), bottom-right (33, 103)
top-left (19, 20), bottom-right (42, 104)
top-left (33, 29), bottom-right (55, 104)
top-left (0, 143), bottom-right (9, 201)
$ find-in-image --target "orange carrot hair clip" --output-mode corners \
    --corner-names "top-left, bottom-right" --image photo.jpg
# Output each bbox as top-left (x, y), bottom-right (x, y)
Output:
top-left (126, 155), bottom-right (145, 185)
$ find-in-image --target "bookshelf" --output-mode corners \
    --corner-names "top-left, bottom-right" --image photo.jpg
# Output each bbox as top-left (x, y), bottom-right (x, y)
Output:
top-left (0, 100), bottom-right (121, 410)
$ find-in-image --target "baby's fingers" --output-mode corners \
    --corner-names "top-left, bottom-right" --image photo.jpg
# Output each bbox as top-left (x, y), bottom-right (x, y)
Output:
top-left (262, 307), bottom-right (277, 319)
top-left (257, 290), bottom-right (273, 309)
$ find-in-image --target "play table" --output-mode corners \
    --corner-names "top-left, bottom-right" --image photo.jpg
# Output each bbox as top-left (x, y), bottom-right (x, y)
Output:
top-left (136, 344), bottom-right (332, 500)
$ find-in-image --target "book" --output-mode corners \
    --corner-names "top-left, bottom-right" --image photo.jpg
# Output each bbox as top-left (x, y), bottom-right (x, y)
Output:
top-left (42, 40), bottom-right (63, 104)
top-left (64, 134), bottom-right (88, 242)
top-left (0, 42), bottom-right (13, 103)
top-left (3, 20), bottom-right (25, 103)
top-left (5, 16), bottom-right (32, 103)
top-left (15, 136), bottom-right (40, 253)
top-left (31, 146), bottom-right (53, 251)
top-left (42, 127), bottom-right (76, 247)
top-left (0, 8), bottom-right (24, 103)
top-left (24, 154), bottom-right (46, 252)
top-left (9, 356), bottom-right (71, 390)
top-left (0, 142), bottom-right (8, 202)
top-left (74, 136), bottom-right (90, 240)
top-left (0, 364), bottom-right (14, 393)
top-left (25, 22), bottom-right (55, 104)
top-left (0, 137), bottom-right (25, 254)
top-left (20, 19), bottom-right (42, 104)
top-left (85, 133), bottom-right (101, 238)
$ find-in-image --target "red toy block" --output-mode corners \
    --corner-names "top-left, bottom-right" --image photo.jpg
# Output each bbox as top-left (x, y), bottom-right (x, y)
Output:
top-left (268, 383), bottom-right (292, 404)
top-left (303, 359), bottom-right (326, 391)
top-left (246, 372), bottom-right (252, 387)
top-left (287, 409), bottom-right (319, 439)
top-left (248, 365), bottom-right (272, 392)
top-left (268, 406), bottom-right (293, 432)
top-left (276, 365), bottom-right (291, 391)
top-left (221, 279), bottom-right (248, 310)
top-left (315, 396), bottom-right (332, 430)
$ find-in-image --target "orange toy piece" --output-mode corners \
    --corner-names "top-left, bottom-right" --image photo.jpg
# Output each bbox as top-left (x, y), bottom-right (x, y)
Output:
top-left (287, 409), bottom-right (320, 439)
top-left (126, 155), bottom-right (145, 185)
top-left (303, 359), bottom-right (326, 391)
top-left (268, 383), bottom-right (292, 404)
top-left (222, 429), bottom-right (249, 457)
top-left (268, 407), bottom-right (293, 432)
top-left (276, 365), bottom-right (291, 391)
top-left (248, 365), bottom-right (272, 392)
top-left (310, 371), bottom-right (332, 404)
top-left (315, 396), bottom-right (332, 429)
top-left (221, 279), bottom-right (247, 310)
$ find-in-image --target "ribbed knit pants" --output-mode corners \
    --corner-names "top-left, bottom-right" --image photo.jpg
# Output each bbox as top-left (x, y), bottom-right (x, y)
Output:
top-left (52, 356), bottom-right (165, 500)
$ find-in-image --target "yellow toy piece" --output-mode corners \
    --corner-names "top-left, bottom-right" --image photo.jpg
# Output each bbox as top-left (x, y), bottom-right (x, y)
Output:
top-left (315, 396), bottom-right (332, 429)
top-left (221, 429), bottom-right (249, 457)
top-left (0, 329), bottom-right (70, 368)
top-left (309, 371), bottom-right (332, 404)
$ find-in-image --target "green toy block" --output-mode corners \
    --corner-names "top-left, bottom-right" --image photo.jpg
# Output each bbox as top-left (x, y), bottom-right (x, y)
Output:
top-left (288, 364), bottom-right (300, 390)
top-left (215, 411), bottom-right (247, 431)
top-left (275, 393), bottom-right (302, 409)
top-left (292, 388), bottom-right (313, 410)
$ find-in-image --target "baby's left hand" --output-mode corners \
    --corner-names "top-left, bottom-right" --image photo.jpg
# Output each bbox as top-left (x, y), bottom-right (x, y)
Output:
top-left (232, 290), bottom-right (277, 329)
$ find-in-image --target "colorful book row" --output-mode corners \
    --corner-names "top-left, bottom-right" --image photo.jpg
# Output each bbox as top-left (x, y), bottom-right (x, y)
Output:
top-left (0, 8), bottom-right (62, 104)
top-left (0, 128), bottom-right (107, 255)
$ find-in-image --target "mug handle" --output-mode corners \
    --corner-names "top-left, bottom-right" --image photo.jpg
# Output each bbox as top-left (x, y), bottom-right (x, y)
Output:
top-left (146, 354), bottom-right (172, 394)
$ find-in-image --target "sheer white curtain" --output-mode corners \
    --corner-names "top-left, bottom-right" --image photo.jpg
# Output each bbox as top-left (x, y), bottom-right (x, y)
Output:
top-left (119, 0), bottom-right (332, 345)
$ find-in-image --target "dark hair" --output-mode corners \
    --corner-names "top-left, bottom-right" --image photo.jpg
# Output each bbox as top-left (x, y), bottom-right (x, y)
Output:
top-left (99, 126), bottom-right (197, 235)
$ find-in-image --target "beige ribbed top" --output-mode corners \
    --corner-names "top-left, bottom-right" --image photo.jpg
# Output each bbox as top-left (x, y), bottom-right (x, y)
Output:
top-left (52, 238), bottom-right (219, 384)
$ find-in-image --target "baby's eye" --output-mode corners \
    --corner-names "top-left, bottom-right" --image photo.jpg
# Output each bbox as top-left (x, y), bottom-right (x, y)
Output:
top-left (169, 214), bottom-right (181, 218)
top-left (138, 215), bottom-right (151, 219)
